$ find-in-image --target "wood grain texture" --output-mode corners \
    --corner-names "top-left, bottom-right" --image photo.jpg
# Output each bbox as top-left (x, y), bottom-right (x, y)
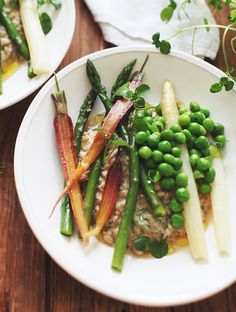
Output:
top-left (0, 1), bottom-right (235, 311)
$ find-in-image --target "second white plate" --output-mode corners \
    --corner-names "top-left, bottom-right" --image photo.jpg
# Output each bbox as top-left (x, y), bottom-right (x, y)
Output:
top-left (0, 0), bottom-right (75, 109)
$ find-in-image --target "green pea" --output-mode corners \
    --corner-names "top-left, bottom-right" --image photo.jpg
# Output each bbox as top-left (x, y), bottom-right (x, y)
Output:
top-left (157, 116), bottom-right (165, 126)
top-left (200, 108), bottom-right (210, 118)
top-left (215, 134), bottom-right (226, 147)
top-left (173, 157), bottom-right (183, 170)
top-left (178, 114), bottom-right (191, 127)
top-left (144, 159), bottom-right (156, 169)
top-left (178, 107), bottom-right (188, 115)
top-left (169, 199), bottom-right (183, 213)
top-left (191, 112), bottom-right (205, 124)
top-left (197, 158), bottom-right (210, 171)
top-left (199, 183), bottom-right (212, 194)
top-left (175, 173), bottom-right (188, 187)
top-left (147, 133), bottom-right (160, 148)
top-left (158, 163), bottom-right (174, 177)
top-left (174, 132), bottom-right (186, 144)
top-left (193, 170), bottom-right (204, 179)
top-left (171, 213), bottom-right (185, 229)
top-left (143, 116), bottom-right (153, 124)
top-left (144, 108), bottom-right (153, 116)
top-left (135, 131), bottom-right (148, 144)
top-left (163, 153), bottom-right (176, 165)
top-left (188, 122), bottom-right (201, 135)
top-left (134, 236), bottom-right (150, 251)
top-left (155, 103), bottom-right (162, 116)
top-left (182, 129), bottom-right (192, 140)
top-left (176, 187), bottom-right (190, 203)
top-left (201, 148), bottom-right (210, 157)
top-left (136, 110), bottom-right (145, 119)
top-left (138, 146), bottom-right (152, 160)
top-left (199, 125), bottom-right (207, 136)
top-left (212, 122), bottom-right (224, 136)
top-left (203, 118), bottom-right (214, 133)
top-left (189, 148), bottom-right (201, 156)
top-left (150, 239), bottom-right (168, 258)
top-left (170, 124), bottom-right (182, 133)
top-left (190, 101), bottom-right (200, 112)
top-left (171, 147), bottom-right (181, 157)
top-left (152, 150), bottom-right (163, 163)
top-left (189, 154), bottom-right (200, 167)
top-left (195, 136), bottom-right (209, 150)
top-left (161, 178), bottom-right (175, 191)
top-left (204, 167), bottom-right (216, 183)
top-left (158, 140), bottom-right (172, 153)
top-left (160, 129), bottom-right (174, 141)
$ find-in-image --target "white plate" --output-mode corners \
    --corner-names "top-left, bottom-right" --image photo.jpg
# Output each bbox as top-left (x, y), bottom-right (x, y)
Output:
top-left (14, 46), bottom-right (236, 306)
top-left (0, 0), bottom-right (75, 110)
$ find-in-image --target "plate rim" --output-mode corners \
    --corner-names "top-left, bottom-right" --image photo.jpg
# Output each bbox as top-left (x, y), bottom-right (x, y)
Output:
top-left (1, 0), bottom-right (76, 110)
top-left (14, 45), bottom-right (236, 307)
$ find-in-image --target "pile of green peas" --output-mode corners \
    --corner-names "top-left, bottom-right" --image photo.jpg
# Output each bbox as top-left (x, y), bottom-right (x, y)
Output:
top-left (178, 101), bottom-right (226, 194)
top-left (135, 104), bottom-right (190, 229)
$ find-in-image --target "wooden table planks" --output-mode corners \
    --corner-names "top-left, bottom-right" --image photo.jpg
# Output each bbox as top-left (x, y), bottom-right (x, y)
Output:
top-left (0, 1), bottom-right (235, 311)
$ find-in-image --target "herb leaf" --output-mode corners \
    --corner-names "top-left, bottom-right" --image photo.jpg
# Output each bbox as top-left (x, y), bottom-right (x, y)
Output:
top-left (39, 12), bottom-right (52, 34)
top-left (115, 82), bottom-right (134, 99)
top-left (136, 84), bottom-right (150, 97)
top-left (150, 239), bottom-right (169, 258)
top-left (210, 82), bottom-right (222, 93)
top-left (161, 7), bottom-right (174, 23)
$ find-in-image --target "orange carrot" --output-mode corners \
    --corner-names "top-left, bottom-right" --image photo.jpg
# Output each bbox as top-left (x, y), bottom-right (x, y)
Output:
top-left (52, 91), bottom-right (89, 245)
top-left (87, 162), bottom-right (122, 236)
top-left (53, 98), bottom-right (132, 209)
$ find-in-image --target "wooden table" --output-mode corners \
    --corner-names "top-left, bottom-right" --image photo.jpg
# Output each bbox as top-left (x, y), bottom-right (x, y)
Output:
top-left (1, 1), bottom-right (235, 311)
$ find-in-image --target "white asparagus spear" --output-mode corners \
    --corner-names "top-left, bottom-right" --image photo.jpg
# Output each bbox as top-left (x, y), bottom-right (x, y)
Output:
top-left (211, 157), bottom-right (230, 254)
top-left (161, 80), bottom-right (208, 260)
top-left (19, 0), bottom-right (50, 75)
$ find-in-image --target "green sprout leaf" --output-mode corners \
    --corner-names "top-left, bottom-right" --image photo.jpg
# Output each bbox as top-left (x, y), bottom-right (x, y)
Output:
top-left (203, 17), bottom-right (210, 32)
top-left (220, 76), bottom-right (228, 86)
top-left (152, 32), bottom-right (161, 48)
top-left (136, 84), bottom-right (150, 97)
top-left (160, 40), bottom-right (172, 54)
top-left (133, 97), bottom-right (145, 109)
top-left (115, 82), bottom-right (134, 99)
top-left (161, 7), bottom-right (174, 23)
top-left (210, 82), bottom-right (222, 93)
top-left (112, 138), bottom-right (130, 148)
top-left (225, 80), bottom-right (234, 90)
top-left (150, 239), bottom-right (169, 258)
top-left (39, 12), bottom-right (52, 34)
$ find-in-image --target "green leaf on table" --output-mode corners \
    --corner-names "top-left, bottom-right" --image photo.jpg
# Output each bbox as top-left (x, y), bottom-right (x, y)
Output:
top-left (160, 7), bottom-right (174, 23)
top-left (152, 32), bottom-right (161, 48)
top-left (136, 84), bottom-right (150, 97)
top-left (39, 12), bottom-right (52, 34)
top-left (230, 8), bottom-right (236, 22)
top-left (115, 82), bottom-right (134, 99)
top-left (160, 40), bottom-right (171, 54)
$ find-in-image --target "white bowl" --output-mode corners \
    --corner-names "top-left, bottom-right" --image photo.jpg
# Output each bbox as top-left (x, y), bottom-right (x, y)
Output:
top-left (14, 46), bottom-right (236, 306)
top-left (0, 0), bottom-right (75, 110)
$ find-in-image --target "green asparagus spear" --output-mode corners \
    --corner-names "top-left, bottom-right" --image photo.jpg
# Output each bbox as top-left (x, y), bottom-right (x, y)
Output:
top-left (140, 165), bottom-right (166, 217)
top-left (84, 154), bottom-right (103, 225)
top-left (83, 61), bottom-right (137, 227)
top-left (112, 132), bottom-right (140, 271)
top-left (0, 5), bottom-right (30, 60)
top-left (110, 59), bottom-right (137, 103)
top-left (86, 59), bottom-right (136, 142)
top-left (60, 89), bottom-right (97, 236)
top-left (74, 89), bottom-right (97, 157)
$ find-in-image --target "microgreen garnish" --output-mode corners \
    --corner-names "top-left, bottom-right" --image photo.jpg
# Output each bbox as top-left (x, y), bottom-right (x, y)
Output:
top-left (153, 0), bottom-right (236, 93)
top-left (115, 82), bottom-right (150, 109)
top-left (39, 12), bottom-right (52, 35)
top-left (37, 0), bottom-right (62, 10)
top-left (152, 33), bottom-right (171, 55)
